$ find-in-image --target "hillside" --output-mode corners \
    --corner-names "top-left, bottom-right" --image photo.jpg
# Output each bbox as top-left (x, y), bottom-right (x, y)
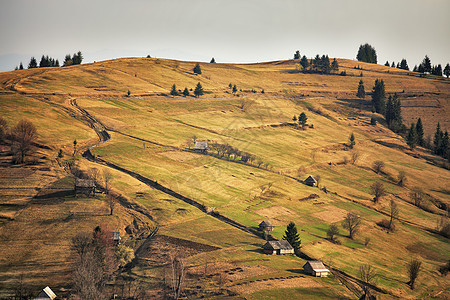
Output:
top-left (0, 57), bottom-right (449, 299)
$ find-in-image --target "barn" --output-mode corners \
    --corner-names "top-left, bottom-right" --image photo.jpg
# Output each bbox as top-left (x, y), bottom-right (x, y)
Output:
top-left (258, 220), bottom-right (274, 232)
top-left (262, 240), bottom-right (294, 255)
top-left (194, 141), bottom-right (208, 153)
top-left (304, 175), bottom-right (317, 187)
top-left (303, 261), bottom-right (330, 277)
top-left (75, 178), bottom-right (95, 196)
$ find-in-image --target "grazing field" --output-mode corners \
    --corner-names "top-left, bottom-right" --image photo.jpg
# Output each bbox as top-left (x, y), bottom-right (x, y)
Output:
top-left (0, 57), bottom-right (449, 299)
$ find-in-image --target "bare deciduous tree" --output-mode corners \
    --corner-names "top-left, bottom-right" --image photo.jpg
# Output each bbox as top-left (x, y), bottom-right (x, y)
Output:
top-left (389, 199), bottom-right (399, 230)
top-left (88, 168), bottom-right (100, 194)
top-left (327, 224), bottom-right (339, 243)
top-left (359, 264), bottom-right (377, 299)
top-left (397, 171), bottom-right (407, 187)
top-left (371, 182), bottom-right (386, 203)
top-left (169, 255), bottom-right (185, 300)
top-left (351, 151), bottom-right (360, 165)
top-left (372, 160), bottom-right (385, 174)
top-left (10, 119), bottom-right (37, 164)
top-left (103, 169), bottom-right (113, 195)
top-left (410, 187), bottom-right (424, 207)
top-left (106, 193), bottom-right (117, 215)
top-left (407, 259), bottom-right (422, 289)
top-left (342, 213), bottom-right (361, 239)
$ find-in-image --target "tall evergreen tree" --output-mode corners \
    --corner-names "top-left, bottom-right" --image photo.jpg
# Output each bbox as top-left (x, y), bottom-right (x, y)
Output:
top-left (385, 93), bottom-right (402, 132)
top-left (356, 43), bottom-right (377, 64)
top-left (294, 50), bottom-right (301, 60)
top-left (415, 118), bottom-right (424, 146)
top-left (444, 63), bottom-right (450, 78)
top-left (391, 62), bottom-right (395, 68)
top-left (406, 123), bottom-right (418, 149)
top-left (385, 61), bottom-right (390, 67)
top-left (372, 79), bottom-right (386, 114)
top-left (331, 58), bottom-right (339, 72)
top-left (183, 87), bottom-right (189, 96)
top-left (193, 63), bottom-right (202, 75)
top-left (28, 57), bottom-right (37, 69)
top-left (413, 65), bottom-right (418, 72)
top-left (194, 82), bottom-right (204, 97)
top-left (55, 59), bottom-right (60, 67)
top-left (283, 222), bottom-right (301, 251)
top-left (399, 59), bottom-right (409, 70)
top-left (422, 55), bottom-right (431, 73)
top-left (170, 84), bottom-right (178, 96)
top-left (433, 123), bottom-right (443, 155)
top-left (356, 79), bottom-right (365, 99)
top-left (19, 62), bottom-right (24, 70)
top-left (63, 54), bottom-right (73, 66)
top-left (298, 112), bottom-right (307, 127)
top-left (321, 55), bottom-right (331, 74)
top-left (210, 57), bottom-right (216, 63)
top-left (300, 55), bottom-right (309, 70)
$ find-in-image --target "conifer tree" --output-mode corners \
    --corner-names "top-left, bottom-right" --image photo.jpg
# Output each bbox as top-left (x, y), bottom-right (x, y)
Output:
top-left (298, 112), bottom-right (307, 127)
top-left (232, 84), bottom-right (237, 93)
top-left (331, 58), bottom-right (339, 72)
top-left (210, 57), bottom-right (216, 63)
top-left (444, 63), bottom-right (450, 78)
top-left (28, 57), bottom-right (37, 69)
top-left (356, 80), bottom-right (365, 99)
top-left (194, 82), bottom-right (204, 97)
top-left (283, 222), bottom-right (301, 251)
top-left (294, 50), bottom-right (301, 60)
top-left (391, 62), bottom-right (395, 68)
top-left (193, 63), bottom-right (202, 75)
top-left (385, 61), bottom-right (390, 67)
top-left (399, 59), bottom-right (409, 70)
top-left (170, 84), bottom-right (179, 96)
top-left (415, 118), bottom-right (424, 146)
top-left (183, 87), bottom-right (189, 96)
top-left (356, 44), bottom-right (377, 64)
top-left (19, 62), bottom-right (23, 70)
top-left (406, 123), bottom-right (418, 149)
top-left (433, 123), bottom-right (443, 155)
top-left (422, 55), bottom-right (431, 73)
top-left (372, 79), bottom-right (386, 114)
top-left (349, 133), bottom-right (356, 148)
top-left (300, 55), bottom-right (309, 70)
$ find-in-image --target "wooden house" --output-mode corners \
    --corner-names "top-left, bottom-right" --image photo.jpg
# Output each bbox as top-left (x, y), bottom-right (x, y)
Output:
top-left (75, 178), bottom-right (95, 196)
top-left (34, 286), bottom-right (57, 300)
top-left (194, 141), bottom-right (208, 153)
top-left (262, 240), bottom-right (294, 255)
top-left (112, 231), bottom-right (121, 245)
top-left (303, 261), bottom-right (330, 277)
top-left (258, 220), bottom-right (274, 232)
top-left (304, 175), bottom-right (317, 187)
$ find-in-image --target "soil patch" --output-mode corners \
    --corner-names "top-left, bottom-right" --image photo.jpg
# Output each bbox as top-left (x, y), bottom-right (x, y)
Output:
top-left (311, 205), bottom-right (348, 223)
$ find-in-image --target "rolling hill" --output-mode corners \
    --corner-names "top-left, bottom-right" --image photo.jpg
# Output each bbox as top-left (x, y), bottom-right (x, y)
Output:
top-left (0, 57), bottom-right (449, 299)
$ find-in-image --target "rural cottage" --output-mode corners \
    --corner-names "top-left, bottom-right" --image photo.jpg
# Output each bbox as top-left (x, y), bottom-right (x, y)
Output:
top-left (262, 240), bottom-right (294, 255)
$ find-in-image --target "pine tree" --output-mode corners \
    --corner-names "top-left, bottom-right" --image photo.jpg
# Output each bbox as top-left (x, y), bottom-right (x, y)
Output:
top-left (433, 123), bottom-right (443, 155)
top-left (28, 57), bottom-right (37, 69)
top-left (415, 118), bottom-right (424, 146)
top-left (349, 133), bottom-right (356, 148)
top-left (400, 59), bottom-right (409, 70)
top-left (63, 54), bottom-right (72, 66)
top-left (413, 65), bottom-right (418, 72)
top-left (283, 222), bottom-right (301, 251)
top-left (372, 79), bottom-right (386, 114)
top-left (55, 59), bottom-right (60, 67)
top-left (385, 95), bottom-right (394, 126)
top-left (193, 63), bottom-right (202, 75)
top-left (321, 55), bottom-right (331, 74)
top-left (170, 84), bottom-right (178, 96)
top-left (356, 44), bottom-right (377, 64)
top-left (19, 62), bottom-right (23, 70)
top-left (444, 63), bottom-right (450, 78)
top-left (331, 58), bottom-right (339, 72)
top-left (210, 57), bottom-right (216, 63)
top-left (292, 115), bottom-right (297, 122)
top-left (391, 62), bottom-right (395, 68)
top-left (422, 55), bottom-right (431, 73)
top-left (194, 82), bottom-right (204, 97)
top-left (232, 85), bottom-right (237, 93)
top-left (294, 50), bottom-right (301, 60)
top-left (183, 87), bottom-right (189, 96)
top-left (298, 112), bottom-right (307, 127)
top-left (300, 55), bottom-right (309, 70)
top-left (406, 123), bottom-right (418, 149)
top-left (356, 80), bottom-right (365, 99)
top-left (385, 61), bottom-right (390, 67)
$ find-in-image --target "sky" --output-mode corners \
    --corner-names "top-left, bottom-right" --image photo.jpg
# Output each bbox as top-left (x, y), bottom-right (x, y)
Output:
top-left (0, 0), bottom-right (449, 72)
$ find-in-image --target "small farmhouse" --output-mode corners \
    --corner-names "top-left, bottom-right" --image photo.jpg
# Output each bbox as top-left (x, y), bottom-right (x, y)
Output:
top-left (304, 175), bottom-right (317, 187)
top-left (303, 261), bottom-right (330, 277)
top-left (75, 178), bottom-right (95, 196)
top-left (258, 220), bottom-right (274, 232)
top-left (112, 231), bottom-right (121, 245)
top-left (262, 240), bottom-right (294, 255)
top-left (34, 286), bottom-right (57, 300)
top-left (194, 141), bottom-right (208, 153)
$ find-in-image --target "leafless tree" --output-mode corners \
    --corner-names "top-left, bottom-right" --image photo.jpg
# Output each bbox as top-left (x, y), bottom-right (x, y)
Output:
top-left (407, 259), bottom-right (422, 289)
top-left (327, 224), bottom-right (339, 243)
top-left (359, 264), bottom-right (377, 299)
top-left (88, 168), bottom-right (100, 194)
top-left (388, 200), bottom-right (399, 230)
top-left (103, 169), bottom-right (113, 195)
top-left (106, 193), bottom-right (117, 215)
top-left (397, 171), bottom-right (407, 187)
top-left (72, 232), bottom-right (92, 260)
top-left (351, 151), bottom-right (360, 165)
top-left (0, 116), bottom-right (7, 142)
top-left (342, 213), bottom-right (361, 239)
top-left (371, 182), bottom-right (386, 203)
top-left (168, 255), bottom-right (185, 300)
top-left (372, 160), bottom-right (385, 174)
top-left (10, 119), bottom-right (37, 164)
top-left (410, 187), bottom-right (424, 207)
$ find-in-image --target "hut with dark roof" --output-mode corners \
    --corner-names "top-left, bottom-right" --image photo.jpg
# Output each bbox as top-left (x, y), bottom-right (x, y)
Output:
top-left (303, 261), bottom-right (330, 277)
top-left (262, 240), bottom-right (294, 255)
top-left (258, 220), bottom-right (274, 232)
top-left (75, 178), bottom-right (95, 197)
top-left (304, 175), bottom-right (317, 187)
top-left (194, 141), bottom-right (208, 153)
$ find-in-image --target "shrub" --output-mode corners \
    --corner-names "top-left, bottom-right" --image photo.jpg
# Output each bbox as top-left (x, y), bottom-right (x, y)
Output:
top-left (370, 117), bottom-right (377, 125)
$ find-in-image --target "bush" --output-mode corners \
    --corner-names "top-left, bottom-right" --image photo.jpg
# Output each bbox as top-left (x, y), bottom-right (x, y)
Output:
top-left (370, 117), bottom-right (377, 125)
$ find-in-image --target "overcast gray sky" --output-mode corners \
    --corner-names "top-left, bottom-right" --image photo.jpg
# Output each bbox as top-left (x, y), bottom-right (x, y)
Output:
top-left (0, 0), bottom-right (449, 71)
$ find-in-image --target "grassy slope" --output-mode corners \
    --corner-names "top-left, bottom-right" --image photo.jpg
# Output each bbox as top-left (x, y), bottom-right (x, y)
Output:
top-left (0, 57), bottom-right (449, 299)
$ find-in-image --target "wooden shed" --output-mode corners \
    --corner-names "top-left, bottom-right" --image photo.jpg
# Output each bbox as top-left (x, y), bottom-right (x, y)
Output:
top-left (75, 178), bottom-right (95, 196)
top-left (304, 175), bottom-right (317, 187)
top-left (303, 261), bottom-right (330, 277)
top-left (258, 220), bottom-right (274, 232)
top-left (34, 286), bottom-right (57, 300)
top-left (262, 240), bottom-right (294, 255)
top-left (194, 141), bottom-right (208, 153)
top-left (112, 231), bottom-right (121, 245)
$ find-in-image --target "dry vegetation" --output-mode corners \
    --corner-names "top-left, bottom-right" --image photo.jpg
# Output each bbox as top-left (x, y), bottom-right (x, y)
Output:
top-left (0, 57), bottom-right (448, 299)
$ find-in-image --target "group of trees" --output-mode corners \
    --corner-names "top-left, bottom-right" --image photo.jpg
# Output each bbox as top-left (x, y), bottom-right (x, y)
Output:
top-left (0, 117), bottom-right (38, 164)
top-left (298, 54), bottom-right (339, 74)
top-left (433, 123), bottom-right (449, 159)
top-left (356, 43), bottom-right (377, 64)
top-left (292, 112), bottom-right (308, 127)
top-left (170, 83), bottom-right (203, 97)
top-left (15, 51), bottom-right (83, 70)
top-left (63, 51), bottom-right (83, 66)
top-left (208, 142), bottom-right (269, 168)
top-left (412, 55), bottom-right (450, 77)
top-left (385, 59), bottom-right (409, 71)
top-left (385, 93), bottom-right (402, 132)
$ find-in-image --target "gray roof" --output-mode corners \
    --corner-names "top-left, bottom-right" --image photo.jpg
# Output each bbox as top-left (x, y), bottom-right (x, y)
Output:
top-left (259, 220), bottom-right (273, 227)
top-left (75, 178), bottom-right (95, 188)
top-left (194, 141), bottom-right (208, 150)
top-left (263, 240), bottom-right (293, 250)
top-left (303, 260), bottom-right (330, 272)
